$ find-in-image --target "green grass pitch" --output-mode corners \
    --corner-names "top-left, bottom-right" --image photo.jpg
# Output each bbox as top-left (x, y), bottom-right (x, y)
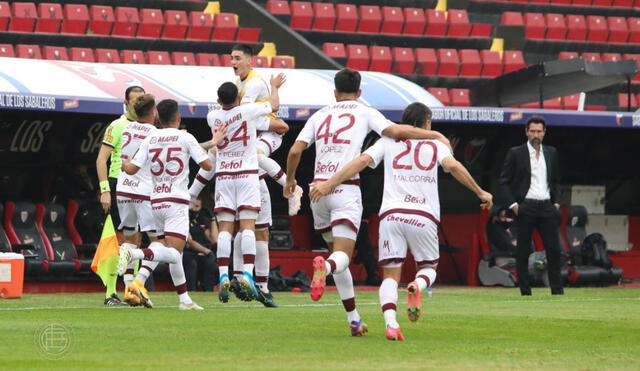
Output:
top-left (1, 287), bottom-right (639, 370)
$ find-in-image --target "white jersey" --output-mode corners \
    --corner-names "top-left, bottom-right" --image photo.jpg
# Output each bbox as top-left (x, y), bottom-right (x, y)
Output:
top-left (206, 102), bottom-right (272, 175)
top-left (296, 100), bottom-right (393, 182)
top-left (364, 136), bottom-right (453, 222)
top-left (117, 121), bottom-right (157, 197)
top-left (131, 128), bottom-right (209, 204)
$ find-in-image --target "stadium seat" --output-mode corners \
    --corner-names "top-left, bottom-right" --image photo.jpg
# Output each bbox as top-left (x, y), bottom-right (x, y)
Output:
top-left (437, 49), bottom-right (460, 77)
top-left (427, 87), bottom-right (450, 106)
top-left (543, 97), bottom-right (562, 110)
top-left (66, 199), bottom-right (102, 255)
top-left (95, 48), bottom-right (120, 63)
top-left (112, 7), bottom-right (139, 37)
top-left (187, 12), bottom-right (213, 41)
top-left (501, 12), bottom-right (524, 27)
top-left (16, 44), bottom-right (42, 59)
top-left (627, 17), bottom-right (640, 43)
top-left (36, 3), bottom-right (63, 33)
top-left (562, 94), bottom-right (581, 110)
top-left (9, 2), bottom-right (37, 32)
top-left (608, 17), bottom-right (628, 43)
top-left (148, 51), bottom-right (171, 65)
top-left (43, 46), bottom-right (69, 60)
top-left (0, 204), bottom-right (12, 253)
top-left (0, 2), bottom-right (9, 31)
top-left (290, 1), bottom-right (313, 30)
top-left (449, 88), bottom-right (470, 106)
top-left (572, 0), bottom-right (592, 6)
top-left (4, 202), bottom-right (51, 276)
top-left (346, 44), bottom-right (369, 70)
top-left (40, 203), bottom-right (91, 273)
top-left (391, 47), bottom-right (415, 75)
top-left (613, 0), bottom-right (633, 6)
top-left (271, 56), bottom-right (295, 68)
top-left (61, 4), bottom-right (89, 34)
top-left (558, 51), bottom-right (579, 60)
top-left (471, 23), bottom-right (493, 38)
top-left (196, 52), bottom-right (220, 66)
top-left (415, 48), bottom-right (438, 75)
top-left (524, 13), bottom-right (546, 39)
top-left (545, 14), bottom-right (567, 40)
top-left (459, 49), bottom-right (481, 77)
top-left (212, 12), bottom-right (238, 41)
top-left (88, 5), bottom-right (114, 35)
top-left (70, 47), bottom-right (95, 62)
top-left (623, 54), bottom-right (640, 81)
top-left (358, 5), bottom-right (381, 33)
top-left (266, 0), bottom-right (291, 16)
top-left (121, 49), bottom-right (145, 64)
top-left (172, 52), bottom-right (196, 65)
top-left (618, 93), bottom-right (637, 108)
top-left (504, 50), bottom-right (526, 73)
top-left (162, 10), bottom-right (188, 39)
top-left (0, 44), bottom-right (15, 57)
top-left (582, 52), bottom-right (601, 62)
top-left (592, 0), bottom-right (613, 5)
top-left (138, 9), bottom-right (163, 38)
top-left (586, 15), bottom-right (608, 42)
top-left (335, 4), bottom-right (357, 32)
top-left (381, 6), bottom-right (403, 34)
top-left (252, 55), bottom-right (269, 68)
top-left (220, 54), bottom-right (232, 66)
top-left (323, 42), bottom-right (346, 58)
top-left (369, 46), bottom-right (392, 72)
top-left (403, 8), bottom-right (425, 35)
top-left (601, 53), bottom-right (622, 62)
top-left (236, 28), bottom-right (261, 43)
top-left (425, 9), bottom-right (446, 36)
top-left (447, 9), bottom-right (471, 37)
top-left (521, 102), bottom-right (541, 109)
top-left (480, 50), bottom-right (502, 77)
top-left (312, 2), bottom-right (335, 31)
top-left (566, 15), bottom-right (587, 41)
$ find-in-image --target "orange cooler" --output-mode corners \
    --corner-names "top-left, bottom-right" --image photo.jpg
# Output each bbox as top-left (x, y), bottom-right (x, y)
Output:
top-left (0, 253), bottom-right (25, 299)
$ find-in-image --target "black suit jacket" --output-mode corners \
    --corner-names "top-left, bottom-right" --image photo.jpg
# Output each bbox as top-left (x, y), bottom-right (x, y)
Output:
top-left (499, 143), bottom-right (560, 206)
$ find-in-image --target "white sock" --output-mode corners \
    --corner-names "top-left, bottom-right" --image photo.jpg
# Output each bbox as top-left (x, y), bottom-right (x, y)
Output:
top-left (123, 259), bottom-right (136, 287)
top-left (415, 267), bottom-right (437, 292)
top-left (123, 242), bottom-right (141, 260)
top-left (258, 153), bottom-right (286, 187)
top-left (241, 229), bottom-right (256, 275)
top-left (233, 232), bottom-right (243, 279)
top-left (168, 253), bottom-right (191, 304)
top-left (379, 278), bottom-right (400, 328)
top-left (333, 268), bottom-right (359, 323)
top-left (136, 261), bottom-right (158, 283)
top-left (255, 240), bottom-right (270, 292)
top-left (325, 251), bottom-right (350, 275)
top-left (217, 231), bottom-right (232, 278)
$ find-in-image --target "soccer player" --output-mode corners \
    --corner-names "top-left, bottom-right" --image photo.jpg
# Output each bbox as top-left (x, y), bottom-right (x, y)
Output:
top-left (120, 99), bottom-right (220, 310)
top-left (309, 102), bottom-right (493, 340)
top-left (284, 68), bottom-right (450, 336)
top-left (207, 74), bottom-right (284, 304)
top-left (95, 85), bottom-right (144, 306)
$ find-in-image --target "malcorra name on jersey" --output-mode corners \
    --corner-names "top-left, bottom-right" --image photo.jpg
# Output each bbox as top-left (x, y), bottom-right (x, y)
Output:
top-left (394, 174), bottom-right (437, 183)
top-left (0, 94), bottom-right (56, 110)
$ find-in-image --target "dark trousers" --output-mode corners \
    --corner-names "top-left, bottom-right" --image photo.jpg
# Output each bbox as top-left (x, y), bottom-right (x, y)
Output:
top-left (183, 250), bottom-right (219, 292)
top-left (515, 199), bottom-right (564, 294)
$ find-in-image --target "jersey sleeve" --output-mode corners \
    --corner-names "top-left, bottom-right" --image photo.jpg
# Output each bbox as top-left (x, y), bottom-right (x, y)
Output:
top-left (254, 116), bottom-right (271, 131)
top-left (363, 138), bottom-right (386, 168)
top-left (366, 108), bottom-right (394, 136)
top-left (185, 134), bottom-right (209, 164)
top-left (295, 116), bottom-right (316, 147)
top-left (102, 121), bottom-right (120, 148)
top-left (131, 136), bottom-right (150, 168)
top-left (243, 102), bottom-right (273, 121)
top-left (433, 140), bottom-right (453, 165)
top-left (241, 78), bottom-right (269, 104)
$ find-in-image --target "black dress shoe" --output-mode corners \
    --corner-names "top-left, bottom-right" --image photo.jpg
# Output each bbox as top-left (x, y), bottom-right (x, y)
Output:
top-left (520, 288), bottom-right (532, 296)
top-left (551, 288), bottom-right (564, 295)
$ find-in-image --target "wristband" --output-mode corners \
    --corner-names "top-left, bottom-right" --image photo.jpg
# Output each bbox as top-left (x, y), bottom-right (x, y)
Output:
top-left (100, 180), bottom-right (110, 193)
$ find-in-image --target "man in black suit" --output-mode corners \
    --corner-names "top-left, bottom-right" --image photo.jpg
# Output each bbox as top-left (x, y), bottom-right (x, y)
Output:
top-left (500, 115), bottom-right (564, 296)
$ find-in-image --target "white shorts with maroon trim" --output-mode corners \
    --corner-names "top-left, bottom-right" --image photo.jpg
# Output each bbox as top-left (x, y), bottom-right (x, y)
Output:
top-left (214, 171), bottom-right (261, 220)
top-left (151, 199), bottom-right (189, 240)
top-left (116, 192), bottom-right (155, 233)
top-left (257, 131), bottom-right (283, 156)
top-left (311, 182), bottom-right (362, 237)
top-left (378, 209), bottom-right (440, 268)
top-left (256, 177), bottom-right (272, 230)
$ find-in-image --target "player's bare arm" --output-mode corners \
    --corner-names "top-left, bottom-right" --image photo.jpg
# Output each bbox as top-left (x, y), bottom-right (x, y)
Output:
top-left (382, 124), bottom-right (451, 150)
top-left (284, 140), bottom-right (306, 198)
top-left (96, 144), bottom-right (114, 212)
top-left (309, 154), bottom-right (373, 202)
top-left (121, 158), bottom-right (139, 175)
top-left (441, 157), bottom-right (493, 210)
top-left (269, 73), bottom-right (286, 113)
top-left (268, 119), bottom-right (289, 134)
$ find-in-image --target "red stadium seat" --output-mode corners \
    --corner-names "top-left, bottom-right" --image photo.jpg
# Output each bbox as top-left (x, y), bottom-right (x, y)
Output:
top-left (447, 9), bottom-right (471, 37)
top-left (572, 0), bottom-right (592, 5)
top-left (601, 53), bottom-right (622, 62)
top-left (172, 52), bottom-right (196, 66)
top-left (524, 13), bottom-right (546, 39)
top-left (504, 50), bottom-right (526, 73)
top-left (403, 8), bottom-right (425, 35)
top-left (543, 97), bottom-right (562, 110)
top-left (565, 15), bottom-right (587, 41)
top-left (618, 93), bottom-right (637, 108)
top-left (585, 105), bottom-right (606, 111)
top-left (613, 0), bottom-right (633, 6)
top-left (558, 51), bottom-right (579, 60)
top-left (289, 1), bottom-right (313, 30)
top-left (391, 47), bottom-right (415, 75)
top-left (212, 12), bottom-right (237, 41)
top-left (0, 44), bottom-right (15, 57)
top-left (70, 47), bottom-right (95, 62)
top-left (521, 102), bottom-right (541, 109)
top-left (121, 50), bottom-right (145, 64)
top-left (437, 49), bottom-right (460, 77)
top-left (562, 94), bottom-right (581, 110)
top-left (0, 2), bottom-right (9, 31)
top-left (346, 44), bottom-right (369, 70)
top-left (582, 52), bottom-right (601, 62)
top-left (9, 2), bottom-right (37, 32)
top-left (88, 6), bottom-right (114, 35)
top-left (628, 17), bottom-right (640, 43)
top-left (449, 88), bottom-right (470, 106)
top-left (162, 10), bottom-right (188, 39)
top-left (501, 12), bottom-right (524, 26)
top-left (586, 15), bottom-right (608, 42)
top-left (252, 55), bottom-right (269, 68)
top-left (458, 49), bottom-right (481, 77)
top-left (271, 56), bottom-right (295, 68)
top-left (415, 48), bottom-right (438, 75)
top-left (381, 7), bottom-right (403, 34)
top-left (358, 5), bottom-right (381, 33)
top-left (61, 4), bottom-right (89, 34)
top-left (592, 0), bottom-right (613, 5)
top-left (43, 46), bottom-right (68, 60)
top-left (148, 51), bottom-right (171, 65)
top-left (16, 44), bottom-right (42, 59)
top-left (138, 9), bottom-right (163, 38)
top-left (312, 2), bottom-right (335, 31)
top-left (266, 1), bottom-right (290, 16)
top-left (196, 53), bottom-right (220, 66)
top-left (187, 12), bottom-right (212, 41)
top-left (425, 9), bottom-right (446, 36)
top-left (220, 54), bottom-right (233, 67)
top-left (112, 7), bottom-right (139, 37)
top-left (335, 4), bottom-right (357, 32)
top-left (471, 23), bottom-right (493, 38)
top-left (95, 48), bottom-right (120, 63)
top-left (545, 14), bottom-right (567, 40)
top-left (427, 87), bottom-right (450, 106)
top-left (36, 3), bottom-right (63, 33)
top-left (480, 50), bottom-right (503, 77)
top-left (369, 46), bottom-right (392, 72)
top-left (623, 54), bottom-right (640, 82)
top-left (323, 42), bottom-right (346, 59)
top-left (607, 17), bottom-right (628, 43)
top-left (236, 28), bottom-right (261, 42)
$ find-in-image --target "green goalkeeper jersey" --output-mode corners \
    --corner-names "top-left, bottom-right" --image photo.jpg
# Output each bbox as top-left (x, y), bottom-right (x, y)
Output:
top-left (102, 115), bottom-right (130, 179)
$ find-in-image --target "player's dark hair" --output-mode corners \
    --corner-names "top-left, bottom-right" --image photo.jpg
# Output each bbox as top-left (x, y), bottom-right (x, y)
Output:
top-left (526, 115), bottom-right (546, 130)
top-left (133, 94), bottom-right (156, 119)
top-left (231, 44), bottom-right (254, 57)
top-left (157, 99), bottom-right (179, 127)
top-left (125, 85), bottom-right (145, 101)
top-left (402, 102), bottom-right (432, 128)
top-left (334, 68), bottom-right (361, 94)
top-left (218, 82), bottom-right (239, 106)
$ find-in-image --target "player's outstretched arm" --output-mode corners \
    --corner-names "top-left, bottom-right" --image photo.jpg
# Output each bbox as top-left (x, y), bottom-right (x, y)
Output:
top-left (284, 140), bottom-right (306, 198)
top-left (269, 73), bottom-right (286, 113)
top-left (382, 124), bottom-right (451, 149)
top-left (268, 118), bottom-right (289, 134)
top-left (309, 154), bottom-right (373, 202)
top-left (442, 157), bottom-right (493, 210)
top-left (122, 159), bottom-right (140, 175)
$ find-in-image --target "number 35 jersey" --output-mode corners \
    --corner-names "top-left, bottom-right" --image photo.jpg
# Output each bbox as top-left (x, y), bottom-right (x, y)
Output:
top-left (117, 121), bottom-right (157, 197)
top-left (132, 128), bottom-right (209, 203)
top-left (364, 136), bottom-right (453, 222)
top-left (296, 100), bottom-right (392, 182)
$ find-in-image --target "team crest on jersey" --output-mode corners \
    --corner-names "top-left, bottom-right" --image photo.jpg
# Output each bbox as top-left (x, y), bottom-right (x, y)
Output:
top-left (104, 126), bottom-right (113, 143)
top-left (383, 240), bottom-right (391, 252)
top-left (214, 119), bottom-right (223, 129)
top-left (215, 192), bottom-right (222, 202)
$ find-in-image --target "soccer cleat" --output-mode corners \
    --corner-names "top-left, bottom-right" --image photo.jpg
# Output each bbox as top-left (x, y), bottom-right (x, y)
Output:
top-left (350, 320), bottom-right (368, 337)
top-left (385, 326), bottom-right (405, 341)
top-left (104, 293), bottom-right (127, 306)
top-left (310, 256), bottom-right (327, 301)
top-left (239, 272), bottom-right (258, 301)
top-left (407, 281), bottom-right (421, 322)
top-left (255, 289), bottom-right (278, 308)
top-left (218, 274), bottom-right (230, 303)
top-left (125, 279), bottom-right (153, 308)
top-left (116, 244), bottom-right (133, 276)
top-left (288, 185), bottom-right (304, 216)
top-left (230, 276), bottom-right (251, 301)
top-left (179, 301), bottom-right (204, 311)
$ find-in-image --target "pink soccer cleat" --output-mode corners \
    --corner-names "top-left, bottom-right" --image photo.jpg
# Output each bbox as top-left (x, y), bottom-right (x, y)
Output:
top-left (350, 320), bottom-right (369, 337)
top-left (385, 326), bottom-right (405, 341)
top-left (310, 256), bottom-right (327, 301)
top-left (407, 281), bottom-right (421, 322)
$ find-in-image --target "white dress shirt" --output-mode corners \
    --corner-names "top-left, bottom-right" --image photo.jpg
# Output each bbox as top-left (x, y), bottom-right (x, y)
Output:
top-left (510, 142), bottom-right (551, 210)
